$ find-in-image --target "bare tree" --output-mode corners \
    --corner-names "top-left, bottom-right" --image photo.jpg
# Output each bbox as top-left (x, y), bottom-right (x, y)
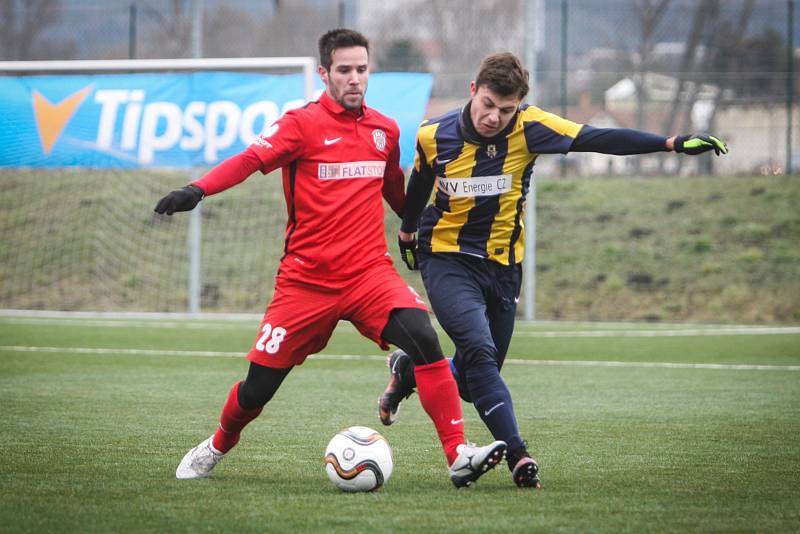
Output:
top-left (658, 0), bottom-right (720, 173)
top-left (134, 0), bottom-right (193, 59)
top-left (204, 5), bottom-right (260, 58)
top-left (0, 0), bottom-right (75, 60)
top-left (253, 2), bottom-right (336, 60)
top-left (708, 0), bottom-right (755, 108)
top-left (631, 0), bottom-right (671, 173)
top-left (366, 0), bottom-right (525, 98)
top-left (662, 0), bottom-right (718, 134)
top-left (632, 0), bottom-right (671, 129)
top-left (693, 0), bottom-right (754, 175)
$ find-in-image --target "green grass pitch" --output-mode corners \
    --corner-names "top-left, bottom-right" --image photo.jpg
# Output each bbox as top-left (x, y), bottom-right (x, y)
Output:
top-left (1, 315), bottom-right (799, 532)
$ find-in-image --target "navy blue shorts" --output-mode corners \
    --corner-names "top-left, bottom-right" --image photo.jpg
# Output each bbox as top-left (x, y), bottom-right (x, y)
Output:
top-left (418, 251), bottom-right (521, 400)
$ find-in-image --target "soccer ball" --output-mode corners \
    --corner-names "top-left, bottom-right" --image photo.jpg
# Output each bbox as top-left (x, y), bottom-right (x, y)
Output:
top-left (324, 426), bottom-right (393, 492)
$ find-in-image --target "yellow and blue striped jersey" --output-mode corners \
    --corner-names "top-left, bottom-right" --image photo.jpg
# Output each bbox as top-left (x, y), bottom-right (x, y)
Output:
top-left (402, 103), bottom-right (583, 266)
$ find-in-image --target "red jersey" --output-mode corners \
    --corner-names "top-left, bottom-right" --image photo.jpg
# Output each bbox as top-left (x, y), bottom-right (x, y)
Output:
top-left (194, 92), bottom-right (405, 284)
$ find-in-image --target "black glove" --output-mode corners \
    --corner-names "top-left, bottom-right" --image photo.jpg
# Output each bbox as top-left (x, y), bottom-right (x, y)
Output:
top-left (398, 236), bottom-right (419, 270)
top-left (674, 134), bottom-right (728, 156)
top-left (154, 184), bottom-right (205, 215)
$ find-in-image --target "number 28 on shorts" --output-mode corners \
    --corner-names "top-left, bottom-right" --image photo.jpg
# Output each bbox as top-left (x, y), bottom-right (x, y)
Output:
top-left (255, 323), bottom-right (287, 354)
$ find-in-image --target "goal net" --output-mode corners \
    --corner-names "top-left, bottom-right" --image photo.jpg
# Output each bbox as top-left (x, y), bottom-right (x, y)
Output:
top-left (1, 164), bottom-right (287, 313)
top-left (0, 58), bottom-right (311, 314)
top-left (0, 59), bottom-right (433, 315)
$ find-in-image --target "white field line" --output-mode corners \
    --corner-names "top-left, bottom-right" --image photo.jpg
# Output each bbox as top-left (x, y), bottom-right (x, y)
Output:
top-left (1, 315), bottom-right (799, 337)
top-left (513, 327), bottom-right (800, 337)
top-left (0, 317), bottom-right (252, 330)
top-left (1, 345), bottom-right (798, 372)
top-left (4, 309), bottom-right (777, 330)
top-left (0, 309), bottom-right (263, 321)
top-left (505, 359), bottom-right (800, 371)
top-left (0, 346), bottom-right (244, 357)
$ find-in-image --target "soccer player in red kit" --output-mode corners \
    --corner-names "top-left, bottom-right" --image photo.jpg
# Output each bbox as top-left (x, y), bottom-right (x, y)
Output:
top-left (154, 29), bottom-right (506, 488)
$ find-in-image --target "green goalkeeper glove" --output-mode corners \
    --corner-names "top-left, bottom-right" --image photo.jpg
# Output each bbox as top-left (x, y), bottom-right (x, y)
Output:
top-left (674, 134), bottom-right (728, 156)
top-left (154, 184), bottom-right (205, 215)
top-left (398, 236), bottom-right (419, 270)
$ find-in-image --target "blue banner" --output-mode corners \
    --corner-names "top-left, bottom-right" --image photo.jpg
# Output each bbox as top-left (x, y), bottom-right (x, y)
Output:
top-left (0, 71), bottom-right (432, 169)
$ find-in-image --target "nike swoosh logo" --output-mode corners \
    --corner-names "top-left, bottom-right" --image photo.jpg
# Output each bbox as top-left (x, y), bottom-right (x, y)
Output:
top-left (514, 297), bottom-right (520, 303)
top-left (484, 402), bottom-right (505, 416)
top-left (450, 418), bottom-right (464, 425)
top-left (324, 137), bottom-right (342, 146)
top-left (436, 158), bottom-right (452, 165)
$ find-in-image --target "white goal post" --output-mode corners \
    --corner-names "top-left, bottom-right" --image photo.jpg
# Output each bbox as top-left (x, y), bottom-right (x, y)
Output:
top-left (0, 57), bottom-right (316, 315)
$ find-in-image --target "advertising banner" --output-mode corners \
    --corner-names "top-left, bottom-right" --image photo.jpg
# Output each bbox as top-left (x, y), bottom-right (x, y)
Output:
top-left (0, 71), bottom-right (432, 169)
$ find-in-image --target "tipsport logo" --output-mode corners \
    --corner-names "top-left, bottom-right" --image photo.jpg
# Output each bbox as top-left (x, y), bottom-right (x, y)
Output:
top-left (32, 85), bottom-right (93, 155)
top-left (31, 85), bottom-right (307, 165)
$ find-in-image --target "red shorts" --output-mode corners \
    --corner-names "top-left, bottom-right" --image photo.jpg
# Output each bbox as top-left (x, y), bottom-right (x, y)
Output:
top-left (247, 258), bottom-right (427, 368)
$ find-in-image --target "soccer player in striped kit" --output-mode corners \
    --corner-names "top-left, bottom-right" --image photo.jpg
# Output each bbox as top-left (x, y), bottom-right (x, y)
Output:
top-left (379, 52), bottom-right (728, 488)
top-left (155, 29), bottom-right (505, 488)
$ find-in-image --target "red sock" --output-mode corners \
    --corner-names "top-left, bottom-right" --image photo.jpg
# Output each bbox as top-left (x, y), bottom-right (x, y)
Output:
top-left (212, 381), bottom-right (263, 453)
top-left (414, 359), bottom-right (465, 465)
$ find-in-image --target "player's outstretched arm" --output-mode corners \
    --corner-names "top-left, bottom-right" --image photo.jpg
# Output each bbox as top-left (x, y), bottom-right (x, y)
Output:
top-left (154, 184), bottom-right (204, 216)
top-left (568, 126), bottom-right (669, 155)
top-left (154, 149), bottom-right (264, 216)
top-left (568, 126), bottom-right (728, 157)
top-left (672, 133), bottom-right (728, 156)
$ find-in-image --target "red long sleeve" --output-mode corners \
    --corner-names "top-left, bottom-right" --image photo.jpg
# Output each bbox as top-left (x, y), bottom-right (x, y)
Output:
top-left (192, 148), bottom-right (263, 196)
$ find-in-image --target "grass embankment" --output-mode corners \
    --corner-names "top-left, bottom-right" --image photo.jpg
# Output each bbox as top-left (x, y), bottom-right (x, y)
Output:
top-left (1, 171), bottom-right (797, 323)
top-left (535, 175), bottom-right (799, 323)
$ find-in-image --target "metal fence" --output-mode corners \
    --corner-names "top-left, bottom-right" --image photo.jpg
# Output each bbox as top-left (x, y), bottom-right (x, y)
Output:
top-left (1, 0), bottom-right (796, 175)
top-left (363, 0), bottom-right (798, 177)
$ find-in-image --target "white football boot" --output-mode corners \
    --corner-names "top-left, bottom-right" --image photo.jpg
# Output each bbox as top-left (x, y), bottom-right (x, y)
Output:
top-left (175, 435), bottom-right (225, 480)
top-left (448, 440), bottom-right (507, 488)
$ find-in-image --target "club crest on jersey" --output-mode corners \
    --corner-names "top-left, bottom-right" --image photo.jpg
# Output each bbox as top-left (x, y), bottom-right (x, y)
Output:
top-left (372, 129), bottom-right (386, 151)
top-left (486, 144), bottom-right (497, 158)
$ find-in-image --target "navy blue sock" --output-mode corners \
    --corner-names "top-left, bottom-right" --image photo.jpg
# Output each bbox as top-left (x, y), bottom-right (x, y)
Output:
top-left (464, 359), bottom-right (523, 453)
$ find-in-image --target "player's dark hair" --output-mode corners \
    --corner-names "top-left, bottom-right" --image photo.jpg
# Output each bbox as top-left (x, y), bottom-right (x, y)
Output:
top-left (318, 28), bottom-right (370, 71)
top-left (474, 52), bottom-right (529, 100)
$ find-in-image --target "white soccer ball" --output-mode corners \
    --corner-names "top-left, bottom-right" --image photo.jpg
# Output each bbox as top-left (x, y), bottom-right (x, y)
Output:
top-left (324, 426), bottom-right (394, 492)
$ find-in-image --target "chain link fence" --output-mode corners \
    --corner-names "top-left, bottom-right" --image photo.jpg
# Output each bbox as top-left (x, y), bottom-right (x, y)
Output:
top-left (1, 0), bottom-right (796, 175)
top-left (364, 0), bottom-right (798, 176)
